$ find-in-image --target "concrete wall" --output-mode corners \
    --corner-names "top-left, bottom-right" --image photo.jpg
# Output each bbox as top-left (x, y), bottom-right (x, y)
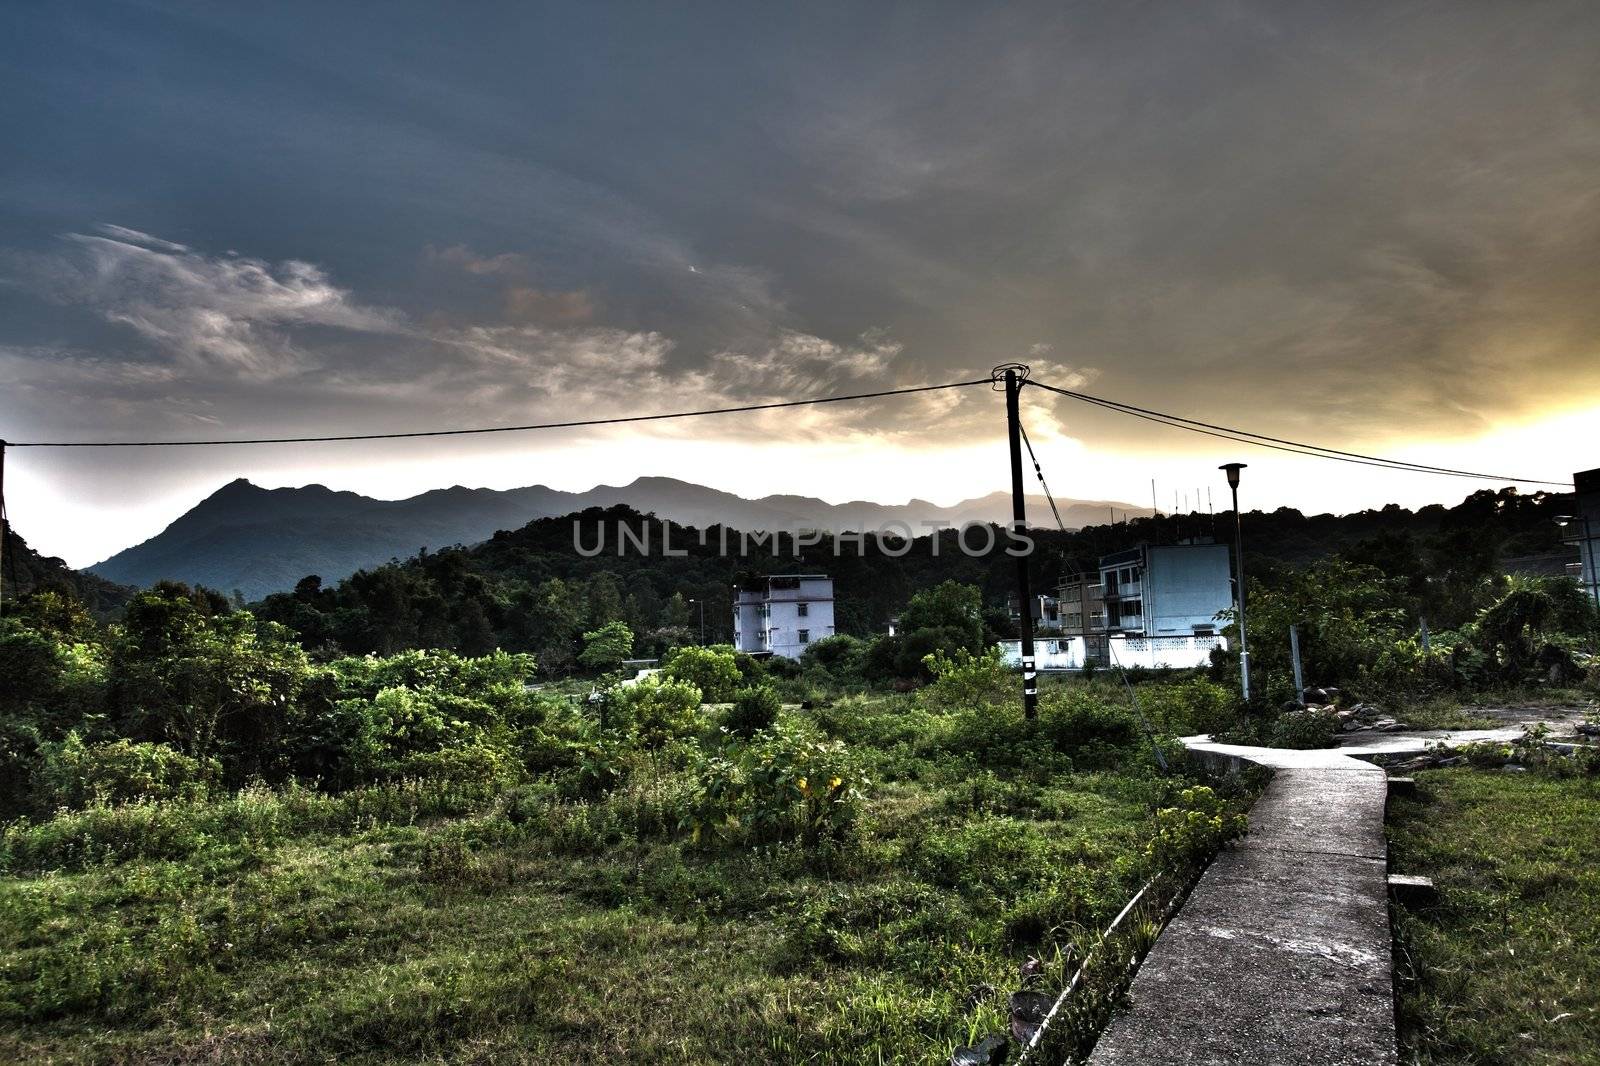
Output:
top-left (999, 636), bottom-right (1086, 670)
top-left (732, 595), bottom-right (766, 653)
top-left (998, 634), bottom-right (1225, 671)
top-left (1145, 544), bottom-right (1233, 636)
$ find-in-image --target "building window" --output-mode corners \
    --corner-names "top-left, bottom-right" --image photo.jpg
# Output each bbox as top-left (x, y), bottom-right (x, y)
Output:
top-left (797, 602), bottom-right (809, 617)
top-left (798, 629), bottom-right (810, 644)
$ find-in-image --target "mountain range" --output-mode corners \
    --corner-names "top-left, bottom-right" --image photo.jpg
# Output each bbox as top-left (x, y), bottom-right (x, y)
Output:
top-left (88, 477), bottom-right (1148, 600)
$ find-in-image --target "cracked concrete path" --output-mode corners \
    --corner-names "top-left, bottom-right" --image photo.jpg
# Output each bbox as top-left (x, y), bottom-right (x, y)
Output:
top-left (1090, 708), bottom-right (1588, 1065)
top-left (1090, 741), bottom-right (1396, 1065)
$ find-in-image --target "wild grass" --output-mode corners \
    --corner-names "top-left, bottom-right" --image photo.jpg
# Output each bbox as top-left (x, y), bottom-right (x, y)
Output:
top-left (0, 692), bottom-right (1244, 1064)
top-left (1388, 767), bottom-right (1600, 1064)
top-left (1391, 686), bottom-right (1594, 731)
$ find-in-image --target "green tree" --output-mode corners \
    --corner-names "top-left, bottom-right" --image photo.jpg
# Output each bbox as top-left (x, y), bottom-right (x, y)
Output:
top-left (901, 581), bottom-right (985, 650)
top-left (579, 620), bottom-right (635, 673)
top-left (108, 584), bottom-right (310, 776)
top-left (664, 591), bottom-right (692, 629)
top-left (586, 573), bottom-right (625, 630)
top-left (662, 645), bottom-right (742, 702)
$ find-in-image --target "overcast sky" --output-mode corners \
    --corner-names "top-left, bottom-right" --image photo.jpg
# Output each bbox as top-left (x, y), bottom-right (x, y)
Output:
top-left (2, 1), bottom-right (1597, 566)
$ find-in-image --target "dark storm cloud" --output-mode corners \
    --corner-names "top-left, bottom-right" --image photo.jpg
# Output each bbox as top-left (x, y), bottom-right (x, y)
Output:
top-left (1, 0), bottom-right (1597, 454)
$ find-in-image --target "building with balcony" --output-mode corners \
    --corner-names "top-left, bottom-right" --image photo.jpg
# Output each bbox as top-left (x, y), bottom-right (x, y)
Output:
top-left (732, 574), bottom-right (835, 659)
top-left (1056, 573), bottom-right (1108, 663)
top-left (1099, 541), bottom-right (1232, 638)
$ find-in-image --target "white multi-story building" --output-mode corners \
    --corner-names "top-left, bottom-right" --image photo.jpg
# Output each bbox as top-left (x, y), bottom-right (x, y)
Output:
top-left (733, 574), bottom-right (835, 659)
top-left (1100, 541), bottom-right (1232, 637)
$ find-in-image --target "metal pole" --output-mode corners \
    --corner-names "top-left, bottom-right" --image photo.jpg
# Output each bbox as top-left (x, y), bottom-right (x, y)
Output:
top-left (1230, 481), bottom-right (1251, 702)
top-left (1289, 623), bottom-right (1304, 699)
top-left (1004, 368), bottom-right (1039, 719)
top-left (1584, 517), bottom-right (1600, 612)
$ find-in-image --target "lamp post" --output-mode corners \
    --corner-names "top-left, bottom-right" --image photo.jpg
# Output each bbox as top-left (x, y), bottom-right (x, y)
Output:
top-left (1555, 515), bottom-right (1600, 612)
top-left (687, 597), bottom-right (706, 644)
top-left (1219, 463), bottom-right (1251, 702)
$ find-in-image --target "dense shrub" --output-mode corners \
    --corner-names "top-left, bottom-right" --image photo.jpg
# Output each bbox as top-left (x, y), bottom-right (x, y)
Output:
top-left (578, 620), bottom-right (634, 673)
top-left (919, 647), bottom-right (1012, 709)
top-left (724, 686), bottom-right (781, 737)
top-left (1268, 706), bottom-right (1340, 749)
top-left (661, 646), bottom-right (741, 702)
top-left (608, 676), bottom-right (703, 747)
top-left (1136, 678), bottom-right (1241, 737)
top-left (679, 727), bottom-right (866, 849)
top-left (35, 734), bottom-right (217, 809)
top-left (800, 635), bottom-right (867, 686)
top-left (1147, 786), bottom-right (1248, 869)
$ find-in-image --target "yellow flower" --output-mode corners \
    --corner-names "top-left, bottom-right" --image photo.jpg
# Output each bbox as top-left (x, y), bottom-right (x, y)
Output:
top-left (796, 776), bottom-right (808, 792)
top-left (829, 776), bottom-right (842, 790)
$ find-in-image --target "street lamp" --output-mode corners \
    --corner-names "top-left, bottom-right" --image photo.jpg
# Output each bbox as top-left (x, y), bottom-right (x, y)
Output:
top-left (1555, 515), bottom-right (1600, 611)
top-left (1219, 463), bottom-right (1251, 702)
top-left (686, 597), bottom-right (706, 644)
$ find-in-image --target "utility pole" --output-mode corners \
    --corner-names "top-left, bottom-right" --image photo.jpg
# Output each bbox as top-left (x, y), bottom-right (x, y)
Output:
top-left (1289, 623), bottom-right (1304, 699)
top-left (1220, 463), bottom-right (1251, 703)
top-left (688, 597), bottom-right (706, 644)
top-left (1001, 365), bottom-right (1039, 719)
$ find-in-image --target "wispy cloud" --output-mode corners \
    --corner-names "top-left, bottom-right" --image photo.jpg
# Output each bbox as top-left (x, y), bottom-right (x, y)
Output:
top-left (4, 226), bottom-right (406, 379)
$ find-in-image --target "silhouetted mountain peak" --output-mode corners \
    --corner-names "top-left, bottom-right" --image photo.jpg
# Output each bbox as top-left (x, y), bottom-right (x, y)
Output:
top-left (88, 476), bottom-right (1149, 600)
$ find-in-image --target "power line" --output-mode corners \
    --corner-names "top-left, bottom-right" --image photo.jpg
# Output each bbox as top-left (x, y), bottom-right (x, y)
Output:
top-left (1024, 379), bottom-right (1574, 488)
top-left (1017, 420), bottom-right (1067, 533)
top-left (3, 378), bottom-right (991, 448)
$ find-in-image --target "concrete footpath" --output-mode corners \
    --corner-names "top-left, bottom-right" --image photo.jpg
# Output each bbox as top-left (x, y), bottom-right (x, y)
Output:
top-left (1088, 712), bottom-right (1584, 1064)
top-left (1089, 740), bottom-right (1398, 1065)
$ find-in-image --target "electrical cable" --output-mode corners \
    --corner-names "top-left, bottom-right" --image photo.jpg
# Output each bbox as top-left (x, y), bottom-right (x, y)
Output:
top-left (1017, 420), bottom-right (1067, 533)
top-left (3, 378), bottom-right (991, 448)
top-left (1024, 379), bottom-right (1573, 487)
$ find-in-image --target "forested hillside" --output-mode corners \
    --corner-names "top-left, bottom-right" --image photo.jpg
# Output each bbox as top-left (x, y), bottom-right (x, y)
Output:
top-left (247, 486), bottom-right (1579, 668)
top-left (0, 527), bottom-right (135, 619)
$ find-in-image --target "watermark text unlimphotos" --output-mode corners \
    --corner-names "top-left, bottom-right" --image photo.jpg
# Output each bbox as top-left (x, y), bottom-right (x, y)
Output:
top-left (573, 519), bottom-right (1035, 558)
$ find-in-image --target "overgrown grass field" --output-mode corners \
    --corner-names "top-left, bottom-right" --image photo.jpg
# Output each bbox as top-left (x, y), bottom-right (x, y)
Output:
top-left (1388, 766), bottom-right (1600, 1064)
top-left (0, 677), bottom-right (1248, 1065)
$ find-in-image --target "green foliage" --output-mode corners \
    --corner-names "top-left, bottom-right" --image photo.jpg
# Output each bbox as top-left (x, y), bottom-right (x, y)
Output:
top-left (1268, 706), bottom-right (1340, 749)
top-left (679, 726), bottom-right (866, 848)
top-left (724, 685), bottom-right (780, 737)
top-left (578, 620), bottom-right (634, 673)
top-left (1147, 786), bottom-right (1248, 869)
top-left (607, 676), bottom-right (703, 748)
top-left (799, 634), bottom-right (867, 685)
top-left (109, 586), bottom-right (311, 771)
top-left (920, 646), bottom-right (1013, 709)
top-left (1134, 677), bottom-right (1241, 737)
top-left (661, 644), bottom-right (741, 702)
top-left (35, 734), bottom-right (217, 809)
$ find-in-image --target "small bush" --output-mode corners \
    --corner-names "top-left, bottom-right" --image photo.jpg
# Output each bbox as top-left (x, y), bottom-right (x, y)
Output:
top-left (1268, 706), bottom-right (1340, 749)
top-left (608, 676), bottom-right (703, 747)
top-left (661, 646), bottom-right (741, 702)
top-left (389, 742), bottom-right (520, 794)
top-left (920, 647), bottom-right (1013, 709)
top-left (724, 685), bottom-right (781, 737)
top-left (1147, 786), bottom-right (1248, 869)
top-left (678, 727), bottom-right (866, 849)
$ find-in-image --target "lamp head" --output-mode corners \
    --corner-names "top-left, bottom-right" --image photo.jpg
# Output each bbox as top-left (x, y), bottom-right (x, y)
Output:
top-left (1219, 462), bottom-right (1247, 489)
top-left (1554, 515), bottom-right (1576, 529)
